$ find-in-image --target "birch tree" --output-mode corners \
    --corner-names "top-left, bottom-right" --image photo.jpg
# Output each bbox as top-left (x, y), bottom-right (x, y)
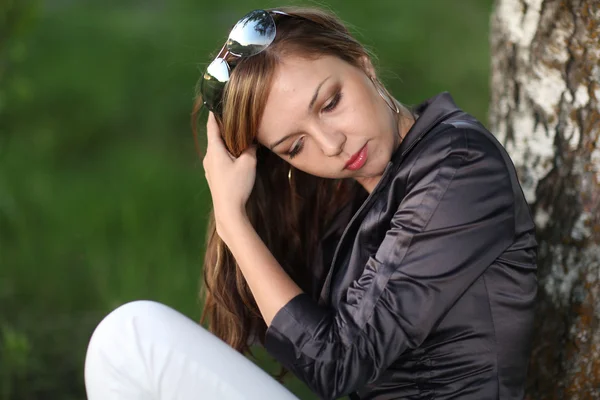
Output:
top-left (490, 0), bottom-right (600, 397)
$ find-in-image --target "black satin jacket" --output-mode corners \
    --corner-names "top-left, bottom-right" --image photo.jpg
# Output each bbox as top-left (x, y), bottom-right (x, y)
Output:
top-left (265, 93), bottom-right (538, 400)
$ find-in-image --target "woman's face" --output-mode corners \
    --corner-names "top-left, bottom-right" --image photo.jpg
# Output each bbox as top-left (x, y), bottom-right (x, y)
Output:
top-left (256, 55), bottom-right (402, 193)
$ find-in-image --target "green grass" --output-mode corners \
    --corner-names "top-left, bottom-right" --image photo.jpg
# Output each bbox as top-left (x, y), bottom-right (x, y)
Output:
top-left (0, 0), bottom-right (493, 398)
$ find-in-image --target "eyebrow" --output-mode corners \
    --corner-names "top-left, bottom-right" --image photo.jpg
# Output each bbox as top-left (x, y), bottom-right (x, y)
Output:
top-left (308, 76), bottom-right (330, 111)
top-left (268, 76), bottom-right (331, 151)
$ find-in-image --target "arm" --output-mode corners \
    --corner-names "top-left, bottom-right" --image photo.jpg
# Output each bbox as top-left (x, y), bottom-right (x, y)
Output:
top-left (204, 114), bottom-right (514, 399)
top-left (218, 217), bottom-right (303, 326)
top-left (202, 112), bottom-right (302, 326)
top-left (262, 128), bottom-right (517, 399)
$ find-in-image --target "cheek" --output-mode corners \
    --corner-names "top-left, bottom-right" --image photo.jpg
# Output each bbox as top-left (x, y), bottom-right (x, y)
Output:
top-left (292, 144), bottom-right (327, 171)
top-left (345, 88), bottom-right (381, 130)
top-left (288, 147), bottom-right (341, 178)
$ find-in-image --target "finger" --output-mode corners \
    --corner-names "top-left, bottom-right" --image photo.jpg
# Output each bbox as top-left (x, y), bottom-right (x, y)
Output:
top-left (206, 112), bottom-right (225, 149)
top-left (237, 145), bottom-right (257, 166)
top-left (242, 145), bottom-right (257, 158)
top-left (207, 113), bottom-right (239, 163)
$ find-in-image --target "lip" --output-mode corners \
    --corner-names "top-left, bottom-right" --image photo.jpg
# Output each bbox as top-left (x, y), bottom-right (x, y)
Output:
top-left (344, 143), bottom-right (368, 171)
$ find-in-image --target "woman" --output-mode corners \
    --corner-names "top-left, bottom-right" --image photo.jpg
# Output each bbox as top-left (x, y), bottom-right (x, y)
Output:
top-left (85, 6), bottom-right (538, 400)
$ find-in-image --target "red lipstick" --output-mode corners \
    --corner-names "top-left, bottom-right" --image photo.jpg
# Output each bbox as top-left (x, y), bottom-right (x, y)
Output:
top-left (344, 144), bottom-right (368, 171)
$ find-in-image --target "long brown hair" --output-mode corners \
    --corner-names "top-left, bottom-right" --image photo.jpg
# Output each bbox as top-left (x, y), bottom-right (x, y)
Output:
top-left (191, 6), bottom-right (379, 354)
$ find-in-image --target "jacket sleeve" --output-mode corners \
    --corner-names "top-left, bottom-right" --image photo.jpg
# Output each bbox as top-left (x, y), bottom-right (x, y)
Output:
top-left (264, 128), bottom-right (517, 400)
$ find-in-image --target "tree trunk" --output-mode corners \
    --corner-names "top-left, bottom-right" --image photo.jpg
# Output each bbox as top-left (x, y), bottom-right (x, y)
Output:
top-left (489, 0), bottom-right (600, 398)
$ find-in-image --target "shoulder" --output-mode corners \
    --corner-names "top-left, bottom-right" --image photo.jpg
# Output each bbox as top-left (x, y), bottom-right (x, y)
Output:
top-left (399, 119), bottom-right (512, 188)
top-left (384, 119), bottom-right (516, 232)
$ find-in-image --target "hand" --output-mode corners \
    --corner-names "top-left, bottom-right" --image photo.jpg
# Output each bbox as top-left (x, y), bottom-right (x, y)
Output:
top-left (203, 112), bottom-right (257, 238)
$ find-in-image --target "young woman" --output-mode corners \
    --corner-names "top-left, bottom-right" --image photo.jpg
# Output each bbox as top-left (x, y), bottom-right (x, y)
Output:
top-left (85, 7), bottom-right (538, 400)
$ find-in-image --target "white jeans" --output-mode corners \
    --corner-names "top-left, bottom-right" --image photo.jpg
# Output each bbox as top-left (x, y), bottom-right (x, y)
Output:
top-left (84, 300), bottom-right (299, 400)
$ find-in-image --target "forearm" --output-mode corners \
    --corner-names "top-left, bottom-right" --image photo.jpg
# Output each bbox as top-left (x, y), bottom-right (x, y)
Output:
top-left (219, 215), bottom-right (303, 326)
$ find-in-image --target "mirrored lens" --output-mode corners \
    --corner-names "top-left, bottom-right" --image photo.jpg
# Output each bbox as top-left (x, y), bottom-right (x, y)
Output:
top-left (226, 10), bottom-right (276, 57)
top-left (201, 58), bottom-right (230, 111)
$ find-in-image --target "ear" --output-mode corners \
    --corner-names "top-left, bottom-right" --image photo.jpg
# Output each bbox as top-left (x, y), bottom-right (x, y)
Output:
top-left (360, 55), bottom-right (377, 79)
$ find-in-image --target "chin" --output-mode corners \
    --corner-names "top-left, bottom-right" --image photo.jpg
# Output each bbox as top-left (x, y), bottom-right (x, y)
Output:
top-left (365, 155), bottom-right (392, 177)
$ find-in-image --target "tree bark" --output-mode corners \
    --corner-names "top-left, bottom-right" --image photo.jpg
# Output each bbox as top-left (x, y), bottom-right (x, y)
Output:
top-left (489, 0), bottom-right (600, 398)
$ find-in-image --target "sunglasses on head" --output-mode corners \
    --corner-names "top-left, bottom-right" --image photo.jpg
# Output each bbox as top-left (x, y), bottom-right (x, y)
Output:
top-left (200, 9), bottom-right (290, 113)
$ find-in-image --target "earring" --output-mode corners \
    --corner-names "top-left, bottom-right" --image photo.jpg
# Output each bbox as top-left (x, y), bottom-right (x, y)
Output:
top-left (288, 167), bottom-right (293, 184)
top-left (370, 76), bottom-right (400, 114)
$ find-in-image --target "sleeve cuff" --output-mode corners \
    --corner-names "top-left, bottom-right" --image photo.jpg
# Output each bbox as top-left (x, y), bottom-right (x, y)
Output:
top-left (264, 293), bottom-right (327, 367)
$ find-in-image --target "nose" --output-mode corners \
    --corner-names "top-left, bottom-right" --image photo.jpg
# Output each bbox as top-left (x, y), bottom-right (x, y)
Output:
top-left (313, 129), bottom-right (346, 157)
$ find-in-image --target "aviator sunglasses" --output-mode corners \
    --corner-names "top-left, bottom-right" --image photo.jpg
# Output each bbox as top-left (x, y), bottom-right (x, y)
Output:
top-left (200, 9), bottom-right (290, 113)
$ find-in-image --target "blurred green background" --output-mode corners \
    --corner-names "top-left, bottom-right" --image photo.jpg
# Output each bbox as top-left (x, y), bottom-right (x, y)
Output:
top-left (1, 0), bottom-right (493, 398)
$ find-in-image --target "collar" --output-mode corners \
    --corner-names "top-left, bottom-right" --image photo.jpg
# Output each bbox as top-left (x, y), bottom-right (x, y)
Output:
top-left (390, 92), bottom-right (463, 164)
top-left (317, 93), bottom-right (465, 305)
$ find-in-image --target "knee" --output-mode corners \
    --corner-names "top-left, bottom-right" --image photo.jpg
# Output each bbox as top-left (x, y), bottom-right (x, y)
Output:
top-left (85, 301), bottom-right (174, 396)
top-left (103, 300), bottom-right (170, 325)
top-left (87, 300), bottom-right (169, 351)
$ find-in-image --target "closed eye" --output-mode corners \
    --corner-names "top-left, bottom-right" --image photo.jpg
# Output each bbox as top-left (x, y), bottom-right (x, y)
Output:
top-left (288, 136), bottom-right (305, 159)
top-left (322, 91), bottom-right (342, 113)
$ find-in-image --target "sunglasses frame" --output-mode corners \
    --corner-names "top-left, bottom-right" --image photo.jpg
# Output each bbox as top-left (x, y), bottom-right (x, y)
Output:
top-left (200, 10), bottom-right (290, 113)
